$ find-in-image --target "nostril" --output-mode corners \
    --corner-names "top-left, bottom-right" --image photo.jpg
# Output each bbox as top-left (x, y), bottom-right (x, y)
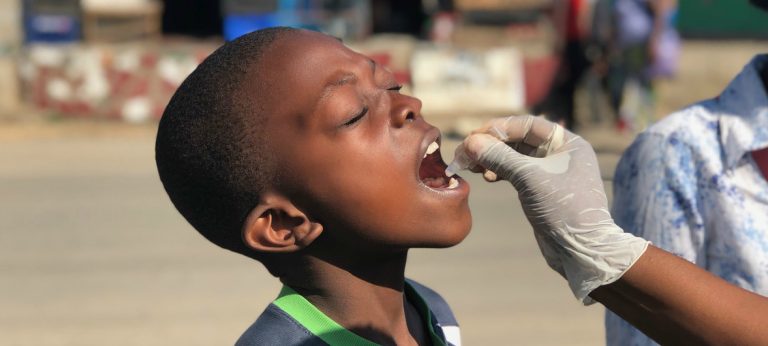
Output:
top-left (405, 111), bottom-right (415, 122)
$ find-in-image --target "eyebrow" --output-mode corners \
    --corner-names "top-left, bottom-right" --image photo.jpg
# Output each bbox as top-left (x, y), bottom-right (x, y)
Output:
top-left (319, 58), bottom-right (377, 100)
top-left (368, 57), bottom-right (376, 76)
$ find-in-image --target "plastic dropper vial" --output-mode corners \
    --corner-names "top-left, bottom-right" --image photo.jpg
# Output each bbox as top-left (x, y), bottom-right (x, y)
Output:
top-left (445, 125), bottom-right (509, 177)
top-left (444, 145), bottom-right (472, 177)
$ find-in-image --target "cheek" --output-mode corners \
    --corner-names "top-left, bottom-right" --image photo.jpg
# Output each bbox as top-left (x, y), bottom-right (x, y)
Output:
top-left (319, 131), bottom-right (413, 196)
top-left (288, 139), bottom-right (406, 207)
top-left (296, 154), bottom-right (418, 239)
top-left (323, 150), bottom-right (412, 213)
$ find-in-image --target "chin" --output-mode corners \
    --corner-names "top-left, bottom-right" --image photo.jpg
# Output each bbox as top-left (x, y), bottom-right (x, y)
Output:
top-left (420, 214), bottom-right (472, 248)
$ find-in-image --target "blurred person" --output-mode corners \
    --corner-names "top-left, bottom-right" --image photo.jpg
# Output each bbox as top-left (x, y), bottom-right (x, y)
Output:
top-left (608, 0), bottom-right (680, 132)
top-left (452, 114), bottom-right (768, 345)
top-left (533, 0), bottom-right (593, 130)
top-left (584, 0), bottom-right (614, 124)
top-left (604, 10), bottom-right (768, 346)
top-left (156, 27), bottom-right (471, 345)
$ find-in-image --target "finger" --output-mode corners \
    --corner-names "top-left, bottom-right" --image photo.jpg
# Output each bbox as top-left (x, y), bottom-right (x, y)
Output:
top-left (470, 115), bottom-right (534, 142)
top-left (468, 164), bottom-right (485, 174)
top-left (534, 122), bottom-right (566, 157)
top-left (472, 115), bottom-right (566, 154)
top-left (463, 133), bottom-right (502, 160)
top-left (464, 133), bottom-right (527, 182)
top-left (514, 142), bottom-right (538, 157)
top-left (470, 115), bottom-right (539, 144)
top-left (483, 170), bottom-right (499, 182)
top-left (504, 119), bottom-right (564, 157)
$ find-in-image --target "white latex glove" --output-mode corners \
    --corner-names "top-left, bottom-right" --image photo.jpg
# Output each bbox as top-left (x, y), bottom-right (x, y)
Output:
top-left (449, 115), bottom-right (649, 303)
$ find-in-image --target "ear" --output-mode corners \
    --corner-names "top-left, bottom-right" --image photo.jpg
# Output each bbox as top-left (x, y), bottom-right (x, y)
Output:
top-left (241, 192), bottom-right (323, 253)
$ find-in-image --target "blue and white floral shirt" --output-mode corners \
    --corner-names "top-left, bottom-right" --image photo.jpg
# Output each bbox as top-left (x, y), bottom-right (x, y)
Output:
top-left (605, 55), bottom-right (768, 346)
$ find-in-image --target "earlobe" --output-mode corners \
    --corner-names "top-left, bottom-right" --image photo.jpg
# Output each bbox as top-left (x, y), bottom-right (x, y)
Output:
top-left (241, 194), bottom-right (323, 253)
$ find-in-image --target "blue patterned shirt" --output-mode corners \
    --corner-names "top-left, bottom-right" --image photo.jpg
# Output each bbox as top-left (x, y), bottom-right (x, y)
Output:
top-left (605, 54), bottom-right (768, 345)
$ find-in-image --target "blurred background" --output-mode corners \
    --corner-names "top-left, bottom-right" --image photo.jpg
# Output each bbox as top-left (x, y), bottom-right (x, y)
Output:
top-left (1, 0), bottom-right (767, 345)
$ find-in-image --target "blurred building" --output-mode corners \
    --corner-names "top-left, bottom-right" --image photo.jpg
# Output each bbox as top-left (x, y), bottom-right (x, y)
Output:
top-left (5, 0), bottom-right (766, 130)
top-left (0, 0), bottom-right (22, 114)
top-left (4, 0), bottom-right (554, 128)
top-left (678, 0), bottom-right (768, 38)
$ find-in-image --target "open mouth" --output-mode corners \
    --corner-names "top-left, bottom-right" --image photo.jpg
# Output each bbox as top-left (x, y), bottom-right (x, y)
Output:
top-left (418, 138), bottom-right (460, 190)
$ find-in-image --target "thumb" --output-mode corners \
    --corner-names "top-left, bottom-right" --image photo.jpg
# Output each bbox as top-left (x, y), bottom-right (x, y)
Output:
top-left (464, 133), bottom-right (529, 182)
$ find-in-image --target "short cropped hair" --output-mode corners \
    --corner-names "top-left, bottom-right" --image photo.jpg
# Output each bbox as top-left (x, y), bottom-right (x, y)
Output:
top-left (156, 27), bottom-right (297, 258)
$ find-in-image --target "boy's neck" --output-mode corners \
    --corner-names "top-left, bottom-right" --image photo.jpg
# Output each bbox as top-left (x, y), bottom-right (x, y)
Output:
top-left (282, 251), bottom-right (426, 345)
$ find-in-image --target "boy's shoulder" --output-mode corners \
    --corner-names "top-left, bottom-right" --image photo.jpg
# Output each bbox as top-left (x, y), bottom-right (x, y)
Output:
top-left (404, 278), bottom-right (459, 327)
top-left (405, 279), bottom-right (462, 346)
top-left (235, 279), bottom-right (460, 346)
top-left (235, 302), bottom-right (326, 346)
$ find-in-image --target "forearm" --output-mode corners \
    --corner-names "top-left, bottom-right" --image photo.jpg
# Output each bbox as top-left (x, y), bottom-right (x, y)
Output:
top-left (591, 246), bottom-right (768, 345)
top-left (460, 116), bottom-right (768, 343)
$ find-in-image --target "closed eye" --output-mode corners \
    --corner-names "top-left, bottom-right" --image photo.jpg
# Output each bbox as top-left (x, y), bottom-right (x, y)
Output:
top-left (388, 85), bottom-right (403, 92)
top-left (342, 106), bottom-right (368, 127)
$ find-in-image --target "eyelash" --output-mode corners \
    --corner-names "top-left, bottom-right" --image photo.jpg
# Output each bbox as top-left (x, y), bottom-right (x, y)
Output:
top-left (342, 106), bottom-right (368, 127)
top-left (341, 85), bottom-right (401, 127)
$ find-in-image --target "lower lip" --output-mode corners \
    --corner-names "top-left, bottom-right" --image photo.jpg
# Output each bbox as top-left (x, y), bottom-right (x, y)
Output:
top-left (419, 175), bottom-right (469, 195)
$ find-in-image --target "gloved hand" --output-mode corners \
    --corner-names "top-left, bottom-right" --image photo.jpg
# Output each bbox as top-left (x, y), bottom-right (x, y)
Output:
top-left (450, 115), bottom-right (649, 303)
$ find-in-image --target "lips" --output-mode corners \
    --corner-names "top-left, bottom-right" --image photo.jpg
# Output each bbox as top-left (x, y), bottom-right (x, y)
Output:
top-left (418, 130), bottom-right (459, 190)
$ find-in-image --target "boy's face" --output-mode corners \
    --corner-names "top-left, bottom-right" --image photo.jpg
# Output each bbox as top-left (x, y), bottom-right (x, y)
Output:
top-left (257, 30), bottom-right (471, 251)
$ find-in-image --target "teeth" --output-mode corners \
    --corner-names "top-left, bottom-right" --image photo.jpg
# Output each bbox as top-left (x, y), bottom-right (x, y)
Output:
top-left (424, 141), bottom-right (439, 158)
top-left (447, 177), bottom-right (459, 189)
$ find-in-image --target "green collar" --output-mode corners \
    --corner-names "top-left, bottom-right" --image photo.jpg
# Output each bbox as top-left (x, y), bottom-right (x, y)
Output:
top-left (273, 283), bottom-right (445, 346)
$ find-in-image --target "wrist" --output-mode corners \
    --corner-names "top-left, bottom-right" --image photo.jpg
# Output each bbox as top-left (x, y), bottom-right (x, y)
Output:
top-left (556, 226), bottom-right (650, 303)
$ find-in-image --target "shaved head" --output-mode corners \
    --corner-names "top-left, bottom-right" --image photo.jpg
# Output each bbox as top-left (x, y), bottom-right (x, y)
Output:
top-left (156, 27), bottom-right (298, 257)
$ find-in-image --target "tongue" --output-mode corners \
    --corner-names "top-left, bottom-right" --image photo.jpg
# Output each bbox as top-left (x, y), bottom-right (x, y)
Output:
top-left (420, 151), bottom-right (448, 178)
top-left (423, 176), bottom-right (448, 188)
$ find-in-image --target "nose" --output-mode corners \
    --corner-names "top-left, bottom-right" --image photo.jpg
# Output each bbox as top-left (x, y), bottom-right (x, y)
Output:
top-left (390, 94), bottom-right (422, 128)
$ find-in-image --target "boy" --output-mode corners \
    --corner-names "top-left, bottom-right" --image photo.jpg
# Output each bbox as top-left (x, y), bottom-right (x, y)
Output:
top-left (155, 27), bottom-right (471, 345)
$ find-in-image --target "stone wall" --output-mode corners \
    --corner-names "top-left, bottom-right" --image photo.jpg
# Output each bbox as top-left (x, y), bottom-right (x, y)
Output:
top-left (17, 42), bottom-right (216, 122)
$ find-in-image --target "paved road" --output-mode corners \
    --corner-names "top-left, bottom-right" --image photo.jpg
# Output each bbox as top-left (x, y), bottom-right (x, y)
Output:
top-left (0, 124), bottom-right (610, 346)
